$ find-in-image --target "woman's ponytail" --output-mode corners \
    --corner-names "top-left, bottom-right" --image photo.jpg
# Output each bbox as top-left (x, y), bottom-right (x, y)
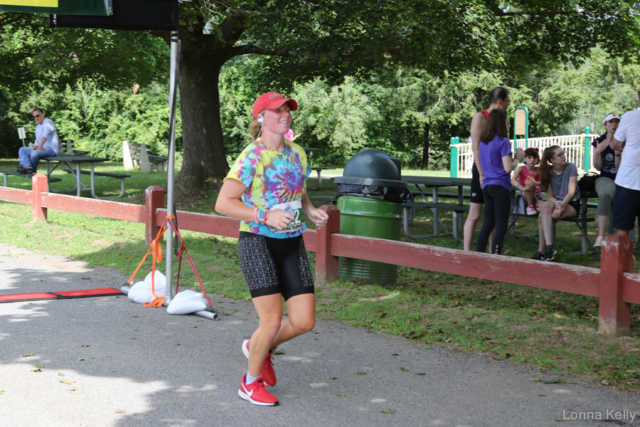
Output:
top-left (248, 109), bottom-right (265, 140)
top-left (249, 120), bottom-right (262, 139)
top-left (539, 145), bottom-right (559, 191)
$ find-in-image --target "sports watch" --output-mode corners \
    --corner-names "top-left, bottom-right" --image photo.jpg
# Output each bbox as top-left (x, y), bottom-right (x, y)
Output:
top-left (258, 208), bottom-right (269, 224)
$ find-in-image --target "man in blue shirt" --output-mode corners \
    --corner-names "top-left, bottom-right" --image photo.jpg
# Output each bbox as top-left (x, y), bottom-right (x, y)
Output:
top-left (17, 108), bottom-right (59, 174)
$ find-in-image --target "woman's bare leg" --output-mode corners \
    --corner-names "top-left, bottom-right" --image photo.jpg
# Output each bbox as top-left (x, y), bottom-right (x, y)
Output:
top-left (248, 294), bottom-right (283, 377)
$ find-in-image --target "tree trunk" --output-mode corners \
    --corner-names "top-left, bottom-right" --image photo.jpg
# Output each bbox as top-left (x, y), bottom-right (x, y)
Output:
top-left (173, 35), bottom-right (228, 200)
top-left (170, 14), bottom-right (247, 202)
top-left (422, 122), bottom-right (430, 169)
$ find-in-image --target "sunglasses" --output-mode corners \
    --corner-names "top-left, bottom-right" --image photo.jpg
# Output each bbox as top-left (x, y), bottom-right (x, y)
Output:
top-left (33, 114), bottom-right (41, 119)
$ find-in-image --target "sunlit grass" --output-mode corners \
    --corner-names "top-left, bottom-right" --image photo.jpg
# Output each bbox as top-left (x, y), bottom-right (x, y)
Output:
top-left (1, 158), bottom-right (639, 390)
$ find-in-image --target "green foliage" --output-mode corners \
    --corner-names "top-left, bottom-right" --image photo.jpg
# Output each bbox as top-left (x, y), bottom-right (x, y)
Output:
top-left (292, 78), bottom-right (378, 165)
top-left (557, 48), bottom-right (640, 135)
top-left (218, 57), bottom-right (590, 169)
top-left (0, 11), bottom-right (170, 157)
top-left (0, 13), bottom-right (169, 89)
top-left (1, 80), bottom-right (180, 160)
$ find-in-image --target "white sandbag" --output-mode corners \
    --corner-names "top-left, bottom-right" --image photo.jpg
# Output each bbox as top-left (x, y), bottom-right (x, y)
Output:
top-left (167, 290), bottom-right (208, 315)
top-left (128, 280), bottom-right (166, 304)
top-left (145, 270), bottom-right (166, 288)
top-left (128, 281), bottom-right (149, 302)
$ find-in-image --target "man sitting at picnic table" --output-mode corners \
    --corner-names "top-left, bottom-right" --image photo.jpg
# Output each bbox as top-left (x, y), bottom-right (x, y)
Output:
top-left (17, 108), bottom-right (59, 175)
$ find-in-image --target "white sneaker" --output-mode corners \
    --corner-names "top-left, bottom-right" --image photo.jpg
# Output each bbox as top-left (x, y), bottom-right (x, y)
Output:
top-left (526, 205), bottom-right (537, 216)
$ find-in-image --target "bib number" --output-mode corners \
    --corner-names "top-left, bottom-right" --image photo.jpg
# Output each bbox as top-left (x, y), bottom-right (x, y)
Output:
top-left (268, 200), bottom-right (304, 234)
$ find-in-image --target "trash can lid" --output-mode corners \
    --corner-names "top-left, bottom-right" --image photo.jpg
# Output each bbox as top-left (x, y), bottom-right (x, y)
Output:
top-left (333, 149), bottom-right (407, 188)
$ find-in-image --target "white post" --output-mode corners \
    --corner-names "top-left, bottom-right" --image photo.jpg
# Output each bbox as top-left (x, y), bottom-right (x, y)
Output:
top-left (140, 144), bottom-right (152, 173)
top-left (123, 141), bottom-right (134, 171)
top-left (66, 139), bottom-right (74, 155)
top-left (18, 127), bottom-right (26, 147)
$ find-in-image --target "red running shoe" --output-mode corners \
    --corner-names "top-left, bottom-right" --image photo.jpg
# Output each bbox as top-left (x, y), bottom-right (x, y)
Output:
top-left (238, 376), bottom-right (279, 406)
top-left (243, 339), bottom-right (277, 387)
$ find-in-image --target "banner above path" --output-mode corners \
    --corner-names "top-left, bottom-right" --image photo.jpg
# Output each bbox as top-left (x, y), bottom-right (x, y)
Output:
top-left (0, 0), bottom-right (112, 15)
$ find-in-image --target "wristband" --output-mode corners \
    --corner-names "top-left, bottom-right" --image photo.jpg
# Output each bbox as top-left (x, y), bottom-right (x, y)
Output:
top-left (254, 208), bottom-right (259, 224)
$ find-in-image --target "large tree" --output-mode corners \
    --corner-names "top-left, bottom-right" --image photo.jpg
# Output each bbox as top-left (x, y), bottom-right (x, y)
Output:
top-left (2, 1), bottom-right (639, 198)
top-left (172, 0), bottom-right (640, 198)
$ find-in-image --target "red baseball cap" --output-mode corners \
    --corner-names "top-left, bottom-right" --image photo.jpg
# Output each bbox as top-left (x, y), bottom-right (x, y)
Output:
top-left (252, 92), bottom-right (298, 119)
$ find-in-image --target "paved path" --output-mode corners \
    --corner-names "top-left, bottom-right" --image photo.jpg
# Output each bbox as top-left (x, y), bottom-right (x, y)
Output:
top-left (0, 242), bottom-right (638, 427)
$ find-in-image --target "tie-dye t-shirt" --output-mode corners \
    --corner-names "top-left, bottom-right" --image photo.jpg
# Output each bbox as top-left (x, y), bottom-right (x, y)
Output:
top-left (225, 138), bottom-right (310, 239)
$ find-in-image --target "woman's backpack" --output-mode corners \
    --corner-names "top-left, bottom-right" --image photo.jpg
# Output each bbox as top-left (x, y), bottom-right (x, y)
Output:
top-left (578, 172), bottom-right (599, 193)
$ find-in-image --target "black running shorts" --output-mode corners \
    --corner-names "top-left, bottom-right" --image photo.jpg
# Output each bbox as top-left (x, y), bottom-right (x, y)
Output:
top-left (238, 232), bottom-right (315, 301)
top-left (612, 186), bottom-right (640, 231)
top-left (470, 163), bottom-right (484, 204)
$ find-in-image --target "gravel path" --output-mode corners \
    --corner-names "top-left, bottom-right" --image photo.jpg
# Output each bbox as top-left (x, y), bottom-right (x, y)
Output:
top-left (0, 242), bottom-right (638, 427)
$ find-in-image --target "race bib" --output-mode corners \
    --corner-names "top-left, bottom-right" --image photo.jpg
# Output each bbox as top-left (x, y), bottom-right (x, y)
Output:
top-left (268, 200), bottom-right (304, 234)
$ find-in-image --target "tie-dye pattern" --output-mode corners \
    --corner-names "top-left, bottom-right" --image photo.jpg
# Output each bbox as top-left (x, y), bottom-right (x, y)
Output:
top-left (225, 138), bottom-right (310, 238)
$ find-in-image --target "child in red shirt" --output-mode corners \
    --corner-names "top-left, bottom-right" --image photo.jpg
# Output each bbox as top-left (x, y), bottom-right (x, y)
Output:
top-left (511, 147), bottom-right (542, 215)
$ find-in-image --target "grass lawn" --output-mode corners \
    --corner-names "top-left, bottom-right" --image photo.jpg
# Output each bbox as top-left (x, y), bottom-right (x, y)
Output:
top-left (1, 158), bottom-right (639, 391)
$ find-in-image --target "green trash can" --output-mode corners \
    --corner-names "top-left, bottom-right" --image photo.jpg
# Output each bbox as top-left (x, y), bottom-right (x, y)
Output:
top-left (334, 149), bottom-right (412, 285)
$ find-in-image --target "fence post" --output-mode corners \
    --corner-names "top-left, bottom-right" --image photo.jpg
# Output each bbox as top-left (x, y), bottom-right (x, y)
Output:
top-left (450, 137), bottom-right (459, 178)
top-left (145, 186), bottom-right (165, 245)
top-left (599, 234), bottom-right (633, 336)
top-left (584, 126), bottom-right (591, 172)
top-left (314, 204), bottom-right (340, 285)
top-left (32, 174), bottom-right (48, 222)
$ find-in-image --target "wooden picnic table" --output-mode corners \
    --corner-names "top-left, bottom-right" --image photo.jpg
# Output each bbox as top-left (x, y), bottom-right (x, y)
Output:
top-left (45, 154), bottom-right (127, 199)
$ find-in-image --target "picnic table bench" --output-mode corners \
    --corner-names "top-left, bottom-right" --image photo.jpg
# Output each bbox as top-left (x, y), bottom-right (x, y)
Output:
top-left (59, 139), bottom-right (89, 156)
top-left (402, 201), bottom-right (469, 242)
top-left (401, 176), bottom-right (472, 243)
top-left (0, 170), bottom-right (61, 191)
top-left (508, 191), bottom-right (596, 254)
top-left (123, 141), bottom-right (168, 173)
top-left (308, 166), bottom-right (336, 191)
top-left (63, 170), bottom-right (130, 199)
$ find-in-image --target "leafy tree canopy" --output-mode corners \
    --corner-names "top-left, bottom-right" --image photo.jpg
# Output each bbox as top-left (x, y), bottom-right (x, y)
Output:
top-left (0, 13), bottom-right (169, 90)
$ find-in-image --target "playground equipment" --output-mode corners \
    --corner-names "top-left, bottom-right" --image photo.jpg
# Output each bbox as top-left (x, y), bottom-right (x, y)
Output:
top-left (513, 106), bottom-right (529, 150)
top-left (451, 128), bottom-right (596, 178)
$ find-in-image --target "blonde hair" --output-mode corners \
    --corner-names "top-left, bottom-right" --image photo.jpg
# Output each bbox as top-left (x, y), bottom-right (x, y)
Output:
top-left (248, 109), bottom-right (265, 139)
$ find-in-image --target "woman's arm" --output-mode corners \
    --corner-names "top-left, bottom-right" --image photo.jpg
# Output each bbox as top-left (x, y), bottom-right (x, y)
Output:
top-left (215, 179), bottom-right (254, 222)
top-left (592, 139), bottom-right (606, 171)
top-left (502, 155), bottom-right (519, 174)
top-left (470, 113), bottom-right (485, 177)
top-left (545, 183), bottom-right (557, 204)
top-left (560, 176), bottom-right (577, 207)
top-left (215, 179), bottom-right (295, 231)
top-left (302, 194), bottom-right (329, 229)
top-left (502, 148), bottom-right (524, 174)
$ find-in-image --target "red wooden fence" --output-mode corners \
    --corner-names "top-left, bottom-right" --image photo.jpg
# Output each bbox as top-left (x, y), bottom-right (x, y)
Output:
top-left (1, 175), bottom-right (638, 336)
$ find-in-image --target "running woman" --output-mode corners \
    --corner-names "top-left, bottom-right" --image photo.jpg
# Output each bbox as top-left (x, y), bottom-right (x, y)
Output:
top-left (215, 92), bottom-right (329, 406)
